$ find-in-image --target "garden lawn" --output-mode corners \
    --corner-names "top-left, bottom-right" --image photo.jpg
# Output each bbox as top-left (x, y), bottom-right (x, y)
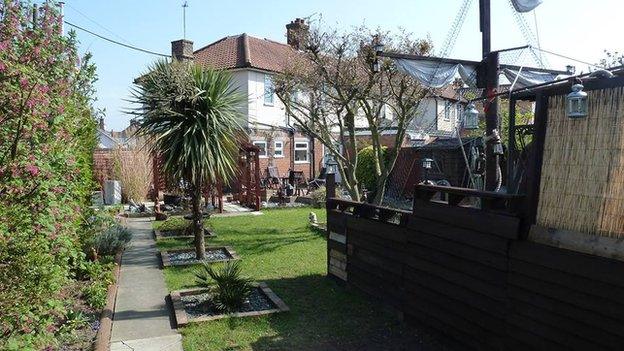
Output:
top-left (155, 207), bottom-right (421, 351)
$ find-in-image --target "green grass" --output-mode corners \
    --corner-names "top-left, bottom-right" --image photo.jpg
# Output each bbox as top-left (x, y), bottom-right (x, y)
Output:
top-left (156, 207), bottom-right (409, 351)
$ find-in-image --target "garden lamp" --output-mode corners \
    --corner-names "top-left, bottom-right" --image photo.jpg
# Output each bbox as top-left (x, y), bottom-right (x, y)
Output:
top-left (422, 158), bottom-right (434, 183)
top-left (567, 81), bottom-right (588, 118)
top-left (463, 102), bottom-right (480, 130)
top-left (493, 142), bottom-right (504, 155)
top-left (326, 158), bottom-right (339, 175)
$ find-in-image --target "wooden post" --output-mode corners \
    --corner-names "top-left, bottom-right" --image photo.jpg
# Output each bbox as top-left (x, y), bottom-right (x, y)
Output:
top-left (524, 93), bottom-right (549, 237)
top-left (246, 152), bottom-right (253, 207)
top-left (484, 51), bottom-right (500, 191)
top-left (479, 0), bottom-right (491, 58)
top-left (326, 173), bottom-right (336, 209)
top-left (254, 149), bottom-right (261, 211)
top-left (507, 97), bottom-right (517, 192)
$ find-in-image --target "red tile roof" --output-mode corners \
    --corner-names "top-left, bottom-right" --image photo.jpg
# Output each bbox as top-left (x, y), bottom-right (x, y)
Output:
top-left (194, 33), bottom-right (296, 73)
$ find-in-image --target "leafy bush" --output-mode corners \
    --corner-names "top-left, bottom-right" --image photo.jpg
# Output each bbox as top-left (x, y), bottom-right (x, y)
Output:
top-left (82, 281), bottom-right (110, 309)
top-left (0, 2), bottom-right (99, 348)
top-left (309, 186), bottom-right (326, 208)
top-left (91, 225), bottom-right (132, 257)
top-left (195, 261), bottom-right (253, 313)
top-left (356, 146), bottom-right (388, 194)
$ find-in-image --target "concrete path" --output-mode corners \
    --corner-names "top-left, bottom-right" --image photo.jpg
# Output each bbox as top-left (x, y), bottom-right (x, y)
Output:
top-left (110, 217), bottom-right (183, 351)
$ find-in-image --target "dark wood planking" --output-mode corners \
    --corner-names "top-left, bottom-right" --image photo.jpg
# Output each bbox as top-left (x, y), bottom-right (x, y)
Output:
top-left (347, 216), bottom-right (408, 243)
top-left (404, 265), bottom-right (506, 307)
top-left (505, 311), bottom-right (608, 351)
top-left (406, 215), bottom-right (511, 254)
top-left (510, 299), bottom-right (621, 349)
top-left (406, 230), bottom-right (509, 270)
top-left (509, 286), bottom-right (624, 337)
top-left (508, 272), bottom-right (624, 321)
top-left (405, 242), bottom-right (507, 284)
top-left (510, 258), bottom-right (624, 305)
top-left (412, 200), bottom-right (520, 238)
top-left (510, 241), bottom-right (624, 288)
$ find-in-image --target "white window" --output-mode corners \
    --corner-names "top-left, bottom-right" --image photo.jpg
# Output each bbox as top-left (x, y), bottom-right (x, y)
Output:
top-left (294, 141), bottom-right (309, 163)
top-left (274, 141), bottom-right (284, 158)
top-left (253, 141), bottom-right (267, 158)
top-left (443, 101), bottom-right (452, 121)
top-left (264, 74), bottom-right (274, 105)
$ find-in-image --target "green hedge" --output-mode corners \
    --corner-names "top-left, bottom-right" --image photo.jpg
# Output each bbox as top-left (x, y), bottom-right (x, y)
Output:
top-left (0, 2), bottom-right (101, 348)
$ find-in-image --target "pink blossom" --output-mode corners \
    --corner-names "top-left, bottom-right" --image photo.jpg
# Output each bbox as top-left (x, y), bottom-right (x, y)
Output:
top-left (19, 77), bottom-right (28, 88)
top-left (0, 61), bottom-right (6, 72)
top-left (25, 164), bottom-right (39, 176)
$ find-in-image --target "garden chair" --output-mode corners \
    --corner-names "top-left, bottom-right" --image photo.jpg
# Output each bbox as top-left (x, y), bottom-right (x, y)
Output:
top-left (266, 166), bottom-right (281, 189)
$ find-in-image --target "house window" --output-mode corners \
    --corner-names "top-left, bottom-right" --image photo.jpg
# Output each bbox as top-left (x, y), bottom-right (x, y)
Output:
top-left (253, 141), bottom-right (267, 158)
top-left (294, 141), bottom-right (309, 163)
top-left (443, 101), bottom-right (452, 121)
top-left (264, 74), bottom-right (274, 105)
top-left (274, 141), bottom-right (284, 158)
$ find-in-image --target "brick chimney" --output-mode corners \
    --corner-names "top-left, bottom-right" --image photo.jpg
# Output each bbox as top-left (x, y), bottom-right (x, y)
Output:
top-left (286, 18), bottom-right (309, 51)
top-left (171, 39), bottom-right (194, 61)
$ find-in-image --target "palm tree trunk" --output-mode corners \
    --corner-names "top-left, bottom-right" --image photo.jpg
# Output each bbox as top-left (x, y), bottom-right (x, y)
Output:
top-left (192, 182), bottom-right (205, 260)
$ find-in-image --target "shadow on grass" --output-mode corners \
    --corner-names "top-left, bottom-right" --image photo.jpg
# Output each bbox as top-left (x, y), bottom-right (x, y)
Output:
top-left (228, 274), bottom-right (449, 351)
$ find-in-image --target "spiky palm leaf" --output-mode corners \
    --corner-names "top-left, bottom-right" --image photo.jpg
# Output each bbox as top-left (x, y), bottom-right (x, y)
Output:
top-left (195, 261), bottom-right (253, 313)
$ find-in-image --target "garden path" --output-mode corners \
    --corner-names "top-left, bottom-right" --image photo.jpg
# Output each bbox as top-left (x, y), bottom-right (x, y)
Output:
top-left (109, 217), bottom-right (183, 351)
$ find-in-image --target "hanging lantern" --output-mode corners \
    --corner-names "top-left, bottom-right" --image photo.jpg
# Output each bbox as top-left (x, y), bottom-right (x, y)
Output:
top-left (463, 103), bottom-right (480, 130)
top-left (422, 158), bottom-right (434, 170)
top-left (567, 83), bottom-right (588, 118)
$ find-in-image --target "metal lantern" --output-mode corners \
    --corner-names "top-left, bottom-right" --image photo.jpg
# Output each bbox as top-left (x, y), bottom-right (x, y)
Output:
top-left (422, 158), bottom-right (434, 170)
top-left (567, 83), bottom-right (588, 118)
top-left (463, 103), bottom-right (480, 130)
top-left (372, 60), bottom-right (381, 73)
top-left (326, 157), bottom-right (339, 175)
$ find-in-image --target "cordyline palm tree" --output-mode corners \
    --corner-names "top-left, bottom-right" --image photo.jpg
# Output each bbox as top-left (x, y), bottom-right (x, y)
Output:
top-left (130, 59), bottom-right (246, 259)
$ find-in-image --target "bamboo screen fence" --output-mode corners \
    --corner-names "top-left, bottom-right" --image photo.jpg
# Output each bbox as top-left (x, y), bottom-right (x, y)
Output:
top-left (537, 86), bottom-right (624, 238)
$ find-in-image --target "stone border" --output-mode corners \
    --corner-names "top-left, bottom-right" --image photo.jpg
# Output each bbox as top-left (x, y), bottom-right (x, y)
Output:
top-left (170, 282), bottom-right (289, 327)
top-left (153, 228), bottom-right (216, 240)
top-left (160, 246), bottom-right (240, 267)
top-left (93, 251), bottom-right (123, 351)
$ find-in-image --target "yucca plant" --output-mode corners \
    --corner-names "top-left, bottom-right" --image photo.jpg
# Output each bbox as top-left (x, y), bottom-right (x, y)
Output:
top-left (194, 261), bottom-right (253, 313)
top-left (130, 60), bottom-right (246, 259)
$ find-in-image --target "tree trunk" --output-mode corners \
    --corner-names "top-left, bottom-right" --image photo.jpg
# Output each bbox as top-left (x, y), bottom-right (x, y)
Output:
top-left (192, 182), bottom-right (205, 260)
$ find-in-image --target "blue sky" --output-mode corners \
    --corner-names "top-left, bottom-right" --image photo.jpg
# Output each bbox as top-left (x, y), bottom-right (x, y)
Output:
top-left (62, 0), bottom-right (623, 131)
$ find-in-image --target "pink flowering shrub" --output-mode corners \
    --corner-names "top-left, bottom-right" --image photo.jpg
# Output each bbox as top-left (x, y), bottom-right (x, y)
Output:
top-left (0, 1), bottom-right (99, 348)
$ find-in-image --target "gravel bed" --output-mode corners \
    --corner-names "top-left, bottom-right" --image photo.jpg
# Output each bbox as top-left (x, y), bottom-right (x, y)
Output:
top-left (167, 248), bottom-right (231, 264)
top-left (181, 287), bottom-right (276, 318)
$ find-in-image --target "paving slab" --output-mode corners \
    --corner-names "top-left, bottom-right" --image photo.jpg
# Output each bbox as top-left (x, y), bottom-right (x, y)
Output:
top-left (110, 217), bottom-right (182, 349)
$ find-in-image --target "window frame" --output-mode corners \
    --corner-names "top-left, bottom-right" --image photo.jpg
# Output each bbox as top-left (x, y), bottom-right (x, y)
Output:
top-left (294, 141), bottom-right (309, 164)
top-left (264, 74), bottom-right (274, 106)
top-left (252, 140), bottom-right (268, 158)
top-left (443, 100), bottom-right (452, 121)
top-left (273, 140), bottom-right (284, 158)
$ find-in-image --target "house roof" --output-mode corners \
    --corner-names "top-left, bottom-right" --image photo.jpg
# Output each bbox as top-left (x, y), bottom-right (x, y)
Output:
top-left (194, 33), bottom-right (296, 73)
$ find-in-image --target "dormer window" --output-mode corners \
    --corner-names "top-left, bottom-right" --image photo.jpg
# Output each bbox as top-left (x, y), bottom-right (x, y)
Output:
top-left (264, 74), bottom-right (274, 106)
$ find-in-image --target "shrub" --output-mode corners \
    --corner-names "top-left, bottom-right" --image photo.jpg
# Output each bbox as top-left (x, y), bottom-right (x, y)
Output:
top-left (195, 261), bottom-right (253, 313)
top-left (356, 146), bottom-right (388, 194)
top-left (0, 2), bottom-right (99, 347)
top-left (309, 186), bottom-right (326, 208)
top-left (91, 225), bottom-right (132, 257)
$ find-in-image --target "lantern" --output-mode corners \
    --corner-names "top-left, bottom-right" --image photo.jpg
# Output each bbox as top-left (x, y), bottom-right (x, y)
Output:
top-left (422, 158), bottom-right (434, 170)
top-left (326, 158), bottom-right (339, 175)
top-left (567, 83), bottom-right (588, 118)
top-left (463, 103), bottom-right (480, 130)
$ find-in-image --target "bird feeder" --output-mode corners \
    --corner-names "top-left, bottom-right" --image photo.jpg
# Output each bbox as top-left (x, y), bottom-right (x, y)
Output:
top-left (567, 83), bottom-right (588, 118)
top-left (463, 103), bottom-right (480, 130)
top-left (326, 158), bottom-right (339, 175)
top-left (493, 142), bottom-right (504, 155)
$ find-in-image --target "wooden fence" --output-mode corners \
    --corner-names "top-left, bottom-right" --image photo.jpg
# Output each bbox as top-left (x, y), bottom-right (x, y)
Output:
top-left (326, 182), bottom-right (624, 350)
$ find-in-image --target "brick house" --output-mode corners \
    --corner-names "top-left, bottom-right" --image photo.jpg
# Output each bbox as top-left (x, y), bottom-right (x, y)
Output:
top-left (169, 19), bottom-right (324, 182)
